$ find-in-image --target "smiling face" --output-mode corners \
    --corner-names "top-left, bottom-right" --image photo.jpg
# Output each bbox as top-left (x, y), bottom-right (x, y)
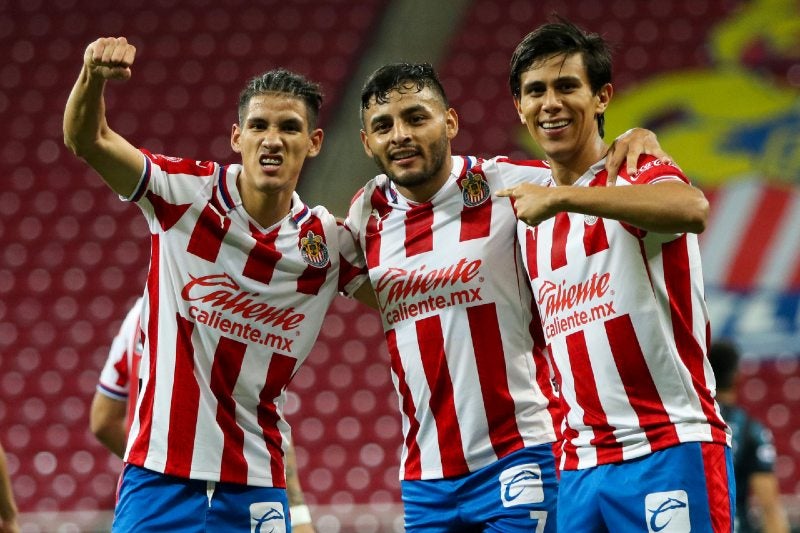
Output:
top-left (231, 93), bottom-right (323, 204)
top-left (360, 85), bottom-right (458, 202)
top-left (514, 52), bottom-right (611, 176)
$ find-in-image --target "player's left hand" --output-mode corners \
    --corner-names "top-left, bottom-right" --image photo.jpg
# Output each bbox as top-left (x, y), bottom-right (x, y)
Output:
top-left (292, 524), bottom-right (315, 533)
top-left (605, 128), bottom-right (673, 185)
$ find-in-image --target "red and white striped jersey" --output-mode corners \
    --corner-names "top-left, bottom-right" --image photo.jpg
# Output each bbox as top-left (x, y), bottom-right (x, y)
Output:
top-left (123, 150), bottom-right (366, 487)
top-left (346, 155), bottom-right (559, 481)
top-left (497, 155), bottom-right (731, 471)
top-left (97, 297), bottom-right (144, 432)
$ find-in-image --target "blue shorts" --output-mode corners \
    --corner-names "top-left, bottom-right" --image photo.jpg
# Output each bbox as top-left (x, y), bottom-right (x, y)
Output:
top-left (112, 464), bottom-right (290, 532)
top-left (558, 442), bottom-right (735, 533)
top-left (401, 444), bottom-right (558, 532)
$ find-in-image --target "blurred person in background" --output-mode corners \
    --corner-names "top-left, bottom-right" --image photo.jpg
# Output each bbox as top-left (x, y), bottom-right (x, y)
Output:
top-left (65, 36), bottom-right (370, 532)
top-left (0, 441), bottom-right (19, 533)
top-left (709, 340), bottom-right (790, 533)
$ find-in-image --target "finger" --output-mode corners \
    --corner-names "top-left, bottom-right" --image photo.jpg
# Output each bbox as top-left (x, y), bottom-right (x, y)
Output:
top-left (109, 37), bottom-right (131, 65)
top-left (495, 188), bottom-right (512, 197)
top-left (627, 147), bottom-right (643, 177)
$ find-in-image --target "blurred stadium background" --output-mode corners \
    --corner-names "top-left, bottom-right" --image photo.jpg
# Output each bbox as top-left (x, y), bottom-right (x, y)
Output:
top-left (1, 0), bottom-right (798, 531)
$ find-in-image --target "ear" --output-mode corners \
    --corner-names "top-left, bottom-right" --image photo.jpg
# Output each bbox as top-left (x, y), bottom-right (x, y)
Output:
top-left (307, 128), bottom-right (324, 158)
top-left (230, 123), bottom-right (242, 154)
top-left (513, 98), bottom-right (526, 124)
top-left (445, 107), bottom-right (459, 141)
top-left (360, 129), bottom-right (374, 158)
top-left (596, 83), bottom-right (613, 114)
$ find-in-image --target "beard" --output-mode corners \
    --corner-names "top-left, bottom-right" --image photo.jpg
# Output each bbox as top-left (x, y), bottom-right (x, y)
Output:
top-left (373, 134), bottom-right (450, 189)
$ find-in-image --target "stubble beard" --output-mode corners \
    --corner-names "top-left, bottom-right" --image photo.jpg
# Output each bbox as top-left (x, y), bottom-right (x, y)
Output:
top-left (374, 135), bottom-right (450, 190)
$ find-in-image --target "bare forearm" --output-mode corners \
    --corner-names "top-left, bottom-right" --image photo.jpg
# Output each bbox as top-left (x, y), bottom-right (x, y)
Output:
top-left (63, 65), bottom-right (109, 156)
top-left (0, 447), bottom-right (17, 525)
top-left (751, 473), bottom-right (790, 533)
top-left (552, 181), bottom-right (708, 234)
top-left (62, 37), bottom-right (143, 197)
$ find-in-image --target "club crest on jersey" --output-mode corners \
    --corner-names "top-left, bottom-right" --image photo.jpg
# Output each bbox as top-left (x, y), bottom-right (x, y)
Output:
top-left (299, 230), bottom-right (330, 268)
top-left (460, 171), bottom-right (490, 207)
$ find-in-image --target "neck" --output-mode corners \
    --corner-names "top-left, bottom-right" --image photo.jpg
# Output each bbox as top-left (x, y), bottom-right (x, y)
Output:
top-left (549, 136), bottom-right (609, 186)
top-left (397, 156), bottom-right (454, 204)
top-left (241, 186), bottom-right (294, 229)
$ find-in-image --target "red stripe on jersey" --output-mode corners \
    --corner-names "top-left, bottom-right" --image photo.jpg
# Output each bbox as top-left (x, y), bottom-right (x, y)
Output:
top-left (525, 227), bottom-right (538, 280)
top-left (606, 314), bottom-right (680, 448)
top-left (128, 237), bottom-right (161, 465)
top-left (297, 217), bottom-right (331, 295)
top-left (211, 336), bottom-right (248, 483)
top-left (386, 329), bottom-right (423, 479)
top-left (456, 171), bottom-right (492, 241)
top-left (164, 314), bottom-right (201, 477)
top-left (663, 237), bottom-right (728, 442)
top-left (404, 203), bottom-right (434, 257)
top-left (530, 304), bottom-right (562, 441)
top-left (583, 218), bottom-right (609, 257)
top-left (144, 152), bottom-right (216, 177)
top-left (257, 353), bottom-right (296, 487)
top-left (724, 187), bottom-right (791, 290)
top-left (551, 213), bottom-right (570, 271)
top-left (127, 351), bottom-right (142, 434)
top-left (365, 188), bottom-right (392, 268)
top-left (566, 330), bottom-right (624, 464)
top-left (112, 354), bottom-right (129, 388)
top-left (790, 255), bottom-right (800, 290)
top-left (145, 191), bottom-right (192, 232)
top-left (416, 315), bottom-right (469, 476)
top-left (701, 443), bottom-right (734, 533)
top-left (243, 226), bottom-right (281, 283)
top-left (186, 202), bottom-right (232, 263)
top-left (467, 303), bottom-right (524, 457)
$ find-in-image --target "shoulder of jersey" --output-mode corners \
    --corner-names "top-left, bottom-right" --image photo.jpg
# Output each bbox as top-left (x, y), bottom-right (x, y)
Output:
top-left (623, 154), bottom-right (684, 184)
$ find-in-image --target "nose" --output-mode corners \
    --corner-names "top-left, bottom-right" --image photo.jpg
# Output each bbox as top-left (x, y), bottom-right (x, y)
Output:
top-left (262, 127), bottom-right (282, 150)
top-left (389, 122), bottom-right (411, 144)
top-left (542, 88), bottom-right (561, 112)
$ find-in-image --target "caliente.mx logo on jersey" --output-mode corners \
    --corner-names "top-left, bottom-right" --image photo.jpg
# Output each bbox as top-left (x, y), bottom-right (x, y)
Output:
top-left (299, 230), bottom-right (330, 268)
top-left (460, 171), bottom-right (490, 207)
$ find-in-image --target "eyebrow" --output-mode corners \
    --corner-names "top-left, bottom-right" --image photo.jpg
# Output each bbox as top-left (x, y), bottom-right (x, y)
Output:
top-left (368, 104), bottom-right (429, 128)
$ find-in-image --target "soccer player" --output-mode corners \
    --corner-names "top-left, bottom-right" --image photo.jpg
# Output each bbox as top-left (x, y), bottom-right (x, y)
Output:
top-left (497, 19), bottom-right (734, 532)
top-left (346, 62), bottom-right (667, 532)
top-left (708, 340), bottom-right (789, 533)
top-left (64, 36), bottom-right (368, 532)
top-left (91, 297), bottom-right (144, 459)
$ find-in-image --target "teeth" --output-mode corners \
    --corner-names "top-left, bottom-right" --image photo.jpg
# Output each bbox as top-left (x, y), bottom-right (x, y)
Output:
top-left (260, 156), bottom-right (280, 165)
top-left (392, 151), bottom-right (417, 160)
top-left (541, 120), bottom-right (569, 129)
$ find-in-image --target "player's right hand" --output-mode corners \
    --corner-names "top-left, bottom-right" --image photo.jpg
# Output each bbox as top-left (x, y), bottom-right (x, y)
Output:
top-left (84, 37), bottom-right (136, 81)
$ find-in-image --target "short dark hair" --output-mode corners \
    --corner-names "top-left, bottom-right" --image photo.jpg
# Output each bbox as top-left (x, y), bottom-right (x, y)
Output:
top-left (509, 18), bottom-right (612, 137)
top-left (707, 339), bottom-right (741, 390)
top-left (238, 69), bottom-right (323, 129)
top-left (359, 62), bottom-right (449, 126)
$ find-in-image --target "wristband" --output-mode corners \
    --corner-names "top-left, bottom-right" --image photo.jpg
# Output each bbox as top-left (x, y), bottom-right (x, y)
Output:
top-left (290, 504), bottom-right (312, 525)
